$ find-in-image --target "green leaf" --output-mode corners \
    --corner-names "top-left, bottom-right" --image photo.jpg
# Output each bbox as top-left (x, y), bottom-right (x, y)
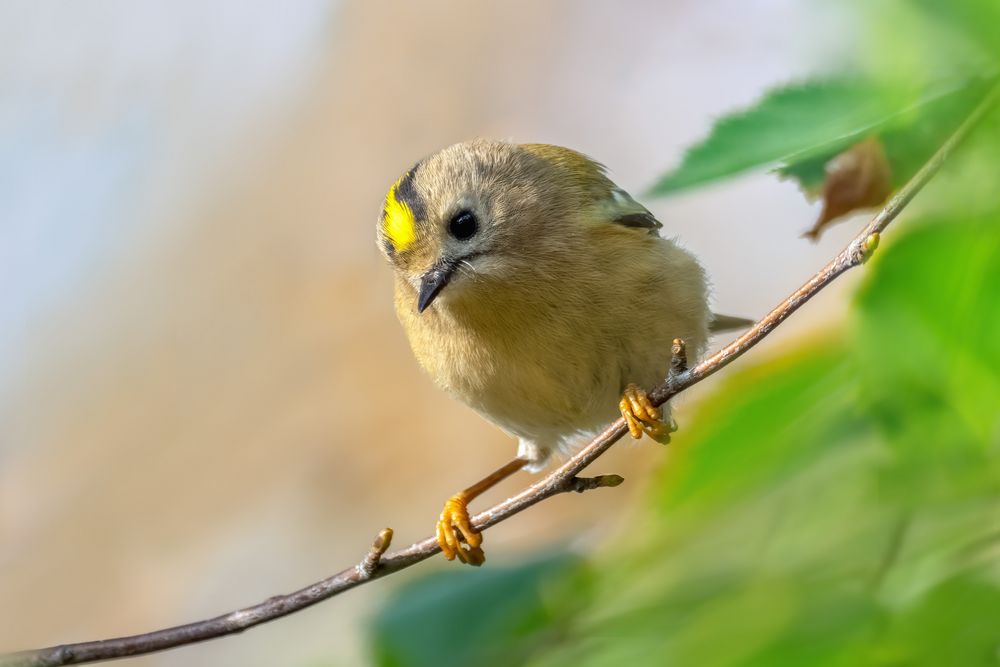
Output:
top-left (369, 552), bottom-right (581, 667)
top-left (647, 75), bottom-right (993, 196)
top-left (779, 76), bottom-right (998, 192)
top-left (647, 78), bottom-right (905, 195)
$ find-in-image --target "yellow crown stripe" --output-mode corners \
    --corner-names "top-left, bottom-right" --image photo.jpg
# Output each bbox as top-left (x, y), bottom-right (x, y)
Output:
top-left (383, 179), bottom-right (417, 253)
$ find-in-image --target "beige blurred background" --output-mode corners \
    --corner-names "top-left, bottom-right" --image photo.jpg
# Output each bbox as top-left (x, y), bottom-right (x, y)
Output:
top-left (1, 2), bottom-right (859, 665)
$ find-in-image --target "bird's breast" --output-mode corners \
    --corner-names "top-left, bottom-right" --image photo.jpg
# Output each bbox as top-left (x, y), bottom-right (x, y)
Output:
top-left (396, 282), bottom-right (617, 437)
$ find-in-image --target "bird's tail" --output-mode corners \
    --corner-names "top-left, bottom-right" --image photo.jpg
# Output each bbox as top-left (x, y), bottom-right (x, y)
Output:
top-left (709, 313), bottom-right (755, 333)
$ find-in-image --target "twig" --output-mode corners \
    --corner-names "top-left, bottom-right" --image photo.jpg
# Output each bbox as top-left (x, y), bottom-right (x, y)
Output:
top-left (667, 337), bottom-right (688, 391)
top-left (5, 81), bottom-right (997, 667)
top-left (568, 474), bottom-right (625, 493)
top-left (358, 528), bottom-right (394, 577)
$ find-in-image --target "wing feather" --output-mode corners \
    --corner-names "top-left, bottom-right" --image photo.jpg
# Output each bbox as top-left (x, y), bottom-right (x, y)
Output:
top-left (520, 143), bottom-right (663, 234)
top-left (605, 187), bottom-right (662, 234)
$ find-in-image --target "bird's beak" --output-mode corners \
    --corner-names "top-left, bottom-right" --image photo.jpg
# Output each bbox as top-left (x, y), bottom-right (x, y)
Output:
top-left (417, 260), bottom-right (458, 313)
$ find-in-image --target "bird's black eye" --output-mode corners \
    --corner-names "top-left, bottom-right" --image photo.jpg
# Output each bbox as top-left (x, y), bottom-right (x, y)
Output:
top-left (448, 210), bottom-right (478, 240)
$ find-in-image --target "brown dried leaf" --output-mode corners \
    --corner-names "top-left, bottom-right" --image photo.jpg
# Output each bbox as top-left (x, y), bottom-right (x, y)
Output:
top-left (803, 136), bottom-right (892, 241)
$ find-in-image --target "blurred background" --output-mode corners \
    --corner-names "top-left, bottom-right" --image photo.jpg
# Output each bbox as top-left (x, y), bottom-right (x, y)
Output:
top-left (3, 2), bottom-right (997, 666)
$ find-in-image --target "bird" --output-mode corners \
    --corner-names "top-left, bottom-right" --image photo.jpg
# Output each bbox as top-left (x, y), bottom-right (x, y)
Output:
top-left (377, 139), bottom-right (749, 565)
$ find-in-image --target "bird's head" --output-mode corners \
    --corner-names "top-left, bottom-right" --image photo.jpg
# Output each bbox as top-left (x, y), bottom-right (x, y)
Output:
top-left (377, 139), bottom-right (597, 313)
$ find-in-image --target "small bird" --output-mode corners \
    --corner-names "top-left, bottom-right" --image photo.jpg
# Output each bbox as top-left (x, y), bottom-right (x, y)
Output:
top-left (377, 139), bottom-right (747, 565)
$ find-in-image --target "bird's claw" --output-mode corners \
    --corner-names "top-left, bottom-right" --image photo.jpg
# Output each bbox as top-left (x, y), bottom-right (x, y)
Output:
top-left (620, 383), bottom-right (677, 444)
top-left (436, 493), bottom-right (486, 566)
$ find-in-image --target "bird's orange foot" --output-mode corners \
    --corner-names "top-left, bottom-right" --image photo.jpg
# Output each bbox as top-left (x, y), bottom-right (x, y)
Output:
top-left (620, 383), bottom-right (677, 444)
top-left (436, 492), bottom-right (485, 566)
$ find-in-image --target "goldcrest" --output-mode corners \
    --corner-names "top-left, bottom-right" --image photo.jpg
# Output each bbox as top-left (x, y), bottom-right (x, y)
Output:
top-left (377, 139), bottom-right (743, 565)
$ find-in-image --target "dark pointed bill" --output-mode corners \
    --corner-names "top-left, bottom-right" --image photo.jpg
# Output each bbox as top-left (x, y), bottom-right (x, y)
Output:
top-left (417, 260), bottom-right (458, 313)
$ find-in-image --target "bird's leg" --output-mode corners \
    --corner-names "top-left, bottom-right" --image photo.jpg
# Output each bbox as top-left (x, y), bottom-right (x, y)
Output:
top-left (620, 383), bottom-right (677, 444)
top-left (437, 457), bottom-right (527, 566)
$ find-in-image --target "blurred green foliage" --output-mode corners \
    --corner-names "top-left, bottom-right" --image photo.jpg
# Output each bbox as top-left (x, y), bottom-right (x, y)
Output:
top-left (369, 1), bottom-right (1000, 665)
top-left (371, 552), bottom-right (581, 667)
top-left (911, 0), bottom-right (1000, 63)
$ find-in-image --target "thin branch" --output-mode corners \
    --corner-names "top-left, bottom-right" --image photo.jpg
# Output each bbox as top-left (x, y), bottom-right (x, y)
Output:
top-left (6, 81), bottom-right (997, 667)
top-left (3, 473), bottom-right (621, 667)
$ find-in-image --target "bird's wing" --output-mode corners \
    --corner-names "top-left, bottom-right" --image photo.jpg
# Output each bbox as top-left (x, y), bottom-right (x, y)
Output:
top-left (520, 143), bottom-right (662, 233)
top-left (603, 187), bottom-right (662, 233)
